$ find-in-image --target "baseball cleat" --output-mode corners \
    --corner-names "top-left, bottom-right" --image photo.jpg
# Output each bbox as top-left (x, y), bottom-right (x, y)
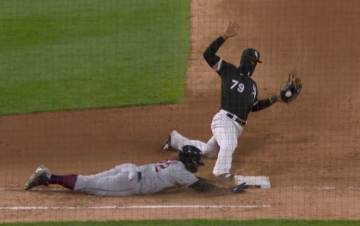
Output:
top-left (24, 166), bottom-right (51, 190)
top-left (218, 173), bottom-right (235, 180)
top-left (162, 135), bottom-right (171, 150)
top-left (215, 173), bottom-right (235, 186)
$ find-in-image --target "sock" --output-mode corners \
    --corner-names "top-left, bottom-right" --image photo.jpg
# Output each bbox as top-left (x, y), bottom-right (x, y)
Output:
top-left (49, 174), bottom-right (78, 190)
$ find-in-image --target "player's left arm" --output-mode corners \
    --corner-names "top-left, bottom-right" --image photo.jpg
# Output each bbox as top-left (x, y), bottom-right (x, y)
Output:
top-left (251, 93), bottom-right (282, 112)
top-left (254, 71), bottom-right (302, 110)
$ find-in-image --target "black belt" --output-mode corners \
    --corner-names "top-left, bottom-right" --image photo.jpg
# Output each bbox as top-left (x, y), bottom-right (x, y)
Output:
top-left (226, 113), bottom-right (247, 127)
top-left (137, 172), bottom-right (142, 182)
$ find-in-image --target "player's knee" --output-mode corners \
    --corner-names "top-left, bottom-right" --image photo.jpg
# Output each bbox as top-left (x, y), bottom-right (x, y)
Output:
top-left (203, 150), bottom-right (218, 159)
top-left (220, 141), bottom-right (237, 152)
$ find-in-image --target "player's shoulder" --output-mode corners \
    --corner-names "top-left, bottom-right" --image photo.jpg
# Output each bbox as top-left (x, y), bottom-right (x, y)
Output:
top-left (218, 60), bottom-right (237, 73)
top-left (168, 159), bottom-right (185, 168)
top-left (250, 77), bottom-right (258, 86)
top-left (243, 76), bottom-right (257, 85)
top-left (166, 160), bottom-right (189, 172)
top-left (221, 60), bottom-right (236, 67)
top-left (158, 159), bottom-right (183, 167)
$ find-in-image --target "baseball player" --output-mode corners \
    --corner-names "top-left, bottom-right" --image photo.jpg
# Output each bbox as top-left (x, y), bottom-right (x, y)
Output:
top-left (163, 21), bottom-right (291, 180)
top-left (24, 145), bottom-right (248, 196)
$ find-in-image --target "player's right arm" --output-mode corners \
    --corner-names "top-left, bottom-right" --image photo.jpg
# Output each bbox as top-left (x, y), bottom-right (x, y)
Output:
top-left (170, 163), bottom-right (248, 194)
top-left (203, 21), bottom-right (240, 70)
top-left (187, 177), bottom-right (247, 194)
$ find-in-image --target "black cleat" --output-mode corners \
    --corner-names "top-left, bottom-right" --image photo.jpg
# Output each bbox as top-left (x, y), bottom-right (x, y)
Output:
top-left (24, 166), bottom-right (51, 190)
top-left (162, 135), bottom-right (171, 150)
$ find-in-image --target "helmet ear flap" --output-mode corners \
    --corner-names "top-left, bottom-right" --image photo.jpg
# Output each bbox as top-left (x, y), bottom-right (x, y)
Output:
top-left (184, 160), bottom-right (198, 173)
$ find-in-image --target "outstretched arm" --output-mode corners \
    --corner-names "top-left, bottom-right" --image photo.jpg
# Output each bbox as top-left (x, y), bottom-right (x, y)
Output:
top-left (253, 71), bottom-right (302, 111)
top-left (203, 21), bottom-right (240, 69)
top-left (251, 94), bottom-right (282, 112)
top-left (188, 177), bottom-right (247, 194)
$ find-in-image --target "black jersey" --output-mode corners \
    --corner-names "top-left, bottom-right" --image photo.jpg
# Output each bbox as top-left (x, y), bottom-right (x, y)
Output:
top-left (216, 59), bottom-right (258, 121)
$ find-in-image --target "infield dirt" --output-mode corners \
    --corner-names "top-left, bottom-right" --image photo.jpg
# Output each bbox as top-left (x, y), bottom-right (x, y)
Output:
top-left (1, 0), bottom-right (360, 222)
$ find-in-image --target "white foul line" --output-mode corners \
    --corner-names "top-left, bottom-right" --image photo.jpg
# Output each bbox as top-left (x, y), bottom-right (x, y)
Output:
top-left (0, 205), bottom-right (270, 210)
top-left (286, 186), bottom-right (360, 190)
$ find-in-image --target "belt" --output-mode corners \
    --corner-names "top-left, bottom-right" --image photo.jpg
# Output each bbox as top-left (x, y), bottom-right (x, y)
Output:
top-left (137, 172), bottom-right (142, 182)
top-left (226, 113), bottom-right (247, 127)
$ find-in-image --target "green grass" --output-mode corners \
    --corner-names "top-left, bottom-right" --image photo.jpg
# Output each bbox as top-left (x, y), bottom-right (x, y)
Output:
top-left (0, 0), bottom-right (190, 116)
top-left (1, 220), bottom-right (360, 226)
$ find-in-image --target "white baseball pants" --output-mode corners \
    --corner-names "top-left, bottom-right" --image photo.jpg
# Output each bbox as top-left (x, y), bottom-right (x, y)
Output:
top-left (170, 110), bottom-right (243, 176)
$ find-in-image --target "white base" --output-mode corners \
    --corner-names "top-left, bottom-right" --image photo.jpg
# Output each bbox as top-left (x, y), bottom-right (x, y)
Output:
top-left (234, 175), bottom-right (271, 189)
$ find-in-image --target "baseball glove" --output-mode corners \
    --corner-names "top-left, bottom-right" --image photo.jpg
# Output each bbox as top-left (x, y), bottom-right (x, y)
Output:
top-left (280, 71), bottom-right (302, 103)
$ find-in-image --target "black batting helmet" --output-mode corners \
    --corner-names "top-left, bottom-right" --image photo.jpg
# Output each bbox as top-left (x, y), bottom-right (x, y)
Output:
top-left (241, 48), bottom-right (262, 63)
top-left (178, 145), bottom-right (204, 166)
top-left (239, 48), bottom-right (262, 76)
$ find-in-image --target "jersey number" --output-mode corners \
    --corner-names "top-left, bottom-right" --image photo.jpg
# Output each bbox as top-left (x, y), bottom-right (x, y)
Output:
top-left (155, 159), bottom-right (176, 172)
top-left (231, 80), bottom-right (245, 93)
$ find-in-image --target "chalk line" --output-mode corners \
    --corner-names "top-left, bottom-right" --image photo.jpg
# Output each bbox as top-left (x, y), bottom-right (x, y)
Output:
top-left (0, 205), bottom-right (270, 210)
